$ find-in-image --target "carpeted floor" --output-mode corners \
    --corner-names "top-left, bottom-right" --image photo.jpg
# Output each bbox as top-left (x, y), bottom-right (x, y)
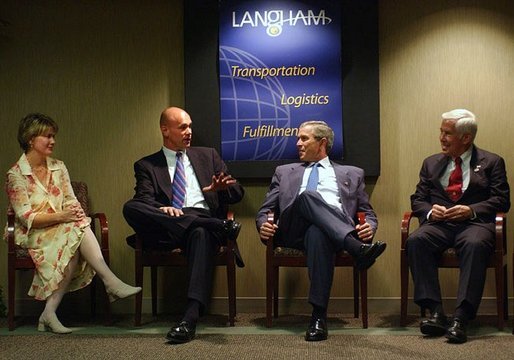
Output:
top-left (1, 313), bottom-right (513, 359)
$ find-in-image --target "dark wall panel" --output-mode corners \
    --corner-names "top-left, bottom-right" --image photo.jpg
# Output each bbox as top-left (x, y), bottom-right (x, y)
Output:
top-left (185, 0), bottom-right (380, 178)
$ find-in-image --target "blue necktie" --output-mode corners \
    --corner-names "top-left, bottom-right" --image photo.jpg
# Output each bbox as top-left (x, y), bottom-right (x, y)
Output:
top-left (306, 163), bottom-right (319, 191)
top-left (171, 152), bottom-right (186, 208)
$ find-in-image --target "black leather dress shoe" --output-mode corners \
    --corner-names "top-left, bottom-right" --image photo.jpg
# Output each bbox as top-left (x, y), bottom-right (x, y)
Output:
top-left (222, 220), bottom-right (242, 241)
top-left (355, 241), bottom-right (387, 270)
top-left (420, 312), bottom-right (448, 336)
top-left (305, 318), bottom-right (328, 341)
top-left (446, 318), bottom-right (467, 344)
top-left (166, 321), bottom-right (196, 344)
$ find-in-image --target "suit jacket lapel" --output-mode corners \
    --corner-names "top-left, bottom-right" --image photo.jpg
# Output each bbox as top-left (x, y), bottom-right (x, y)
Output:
top-left (332, 163), bottom-right (352, 218)
top-left (465, 146), bottom-right (483, 195)
top-left (333, 162), bottom-right (350, 192)
top-left (290, 163), bottom-right (306, 194)
top-left (431, 155), bottom-right (449, 193)
top-left (153, 150), bottom-right (173, 202)
top-left (186, 148), bottom-right (210, 188)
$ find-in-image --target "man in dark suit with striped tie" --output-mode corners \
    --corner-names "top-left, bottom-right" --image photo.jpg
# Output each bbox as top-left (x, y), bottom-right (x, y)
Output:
top-left (406, 109), bottom-right (510, 343)
top-left (123, 107), bottom-right (244, 344)
top-left (256, 120), bottom-right (386, 342)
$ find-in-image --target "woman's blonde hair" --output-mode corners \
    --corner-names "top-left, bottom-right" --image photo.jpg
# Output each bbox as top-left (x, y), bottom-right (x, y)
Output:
top-left (18, 113), bottom-right (59, 152)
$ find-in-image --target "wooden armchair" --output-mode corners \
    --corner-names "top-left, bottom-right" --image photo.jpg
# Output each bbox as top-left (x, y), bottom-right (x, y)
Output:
top-left (400, 211), bottom-right (508, 330)
top-left (125, 211), bottom-right (237, 327)
top-left (262, 212), bottom-right (369, 328)
top-left (6, 181), bottom-right (111, 330)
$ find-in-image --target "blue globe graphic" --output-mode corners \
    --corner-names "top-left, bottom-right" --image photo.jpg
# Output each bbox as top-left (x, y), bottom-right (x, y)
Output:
top-left (219, 46), bottom-right (291, 161)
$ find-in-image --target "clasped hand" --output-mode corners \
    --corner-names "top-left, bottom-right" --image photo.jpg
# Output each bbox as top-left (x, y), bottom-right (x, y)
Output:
top-left (62, 203), bottom-right (86, 222)
top-left (430, 204), bottom-right (472, 222)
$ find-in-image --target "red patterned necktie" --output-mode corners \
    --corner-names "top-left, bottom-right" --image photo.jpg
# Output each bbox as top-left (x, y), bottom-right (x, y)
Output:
top-left (446, 157), bottom-right (463, 201)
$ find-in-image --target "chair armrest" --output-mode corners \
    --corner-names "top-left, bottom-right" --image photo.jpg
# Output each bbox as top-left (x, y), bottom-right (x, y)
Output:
top-left (401, 211), bottom-right (414, 249)
top-left (495, 212), bottom-right (506, 254)
top-left (90, 212), bottom-right (109, 250)
top-left (261, 211), bottom-right (367, 246)
top-left (7, 207), bottom-right (15, 253)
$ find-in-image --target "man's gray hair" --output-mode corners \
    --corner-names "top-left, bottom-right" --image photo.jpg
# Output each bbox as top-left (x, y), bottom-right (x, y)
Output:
top-left (299, 120), bottom-right (334, 153)
top-left (442, 109), bottom-right (477, 141)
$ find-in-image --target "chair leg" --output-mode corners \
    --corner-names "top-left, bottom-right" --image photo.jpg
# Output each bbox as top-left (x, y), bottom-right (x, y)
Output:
top-left (151, 266), bottom-right (158, 317)
top-left (103, 282), bottom-right (112, 326)
top-left (273, 266), bottom-right (279, 319)
top-left (400, 249), bottom-right (409, 327)
top-left (226, 253), bottom-right (236, 326)
top-left (265, 255), bottom-right (273, 328)
top-left (134, 250), bottom-right (143, 327)
top-left (353, 266), bottom-right (359, 318)
top-left (494, 261), bottom-right (504, 330)
top-left (7, 265), bottom-right (15, 331)
top-left (503, 265), bottom-right (508, 321)
top-left (359, 269), bottom-right (368, 329)
top-left (100, 239), bottom-right (111, 325)
top-left (90, 277), bottom-right (97, 318)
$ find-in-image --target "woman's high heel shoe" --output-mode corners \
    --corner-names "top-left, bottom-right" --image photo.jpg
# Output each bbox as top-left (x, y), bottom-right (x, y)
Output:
top-left (106, 282), bottom-right (142, 303)
top-left (38, 313), bottom-right (72, 334)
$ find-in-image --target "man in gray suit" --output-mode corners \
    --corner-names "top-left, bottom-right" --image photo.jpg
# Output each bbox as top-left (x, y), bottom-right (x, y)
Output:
top-left (124, 107), bottom-right (244, 344)
top-left (406, 109), bottom-right (510, 343)
top-left (256, 120), bottom-right (386, 342)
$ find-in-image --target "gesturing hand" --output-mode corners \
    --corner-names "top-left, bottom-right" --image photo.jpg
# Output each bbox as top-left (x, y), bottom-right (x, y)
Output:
top-left (202, 172), bottom-right (237, 192)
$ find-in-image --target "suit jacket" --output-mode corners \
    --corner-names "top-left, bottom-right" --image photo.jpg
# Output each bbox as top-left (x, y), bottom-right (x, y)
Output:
top-left (256, 161), bottom-right (377, 231)
top-left (131, 147), bottom-right (244, 218)
top-left (411, 145), bottom-right (510, 226)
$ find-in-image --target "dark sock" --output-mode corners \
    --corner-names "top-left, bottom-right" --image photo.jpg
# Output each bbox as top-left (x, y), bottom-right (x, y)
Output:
top-left (454, 302), bottom-right (473, 322)
top-left (343, 232), bottom-right (364, 257)
top-left (432, 303), bottom-right (444, 315)
top-left (190, 217), bottom-right (224, 232)
top-left (182, 299), bottom-right (201, 325)
top-left (421, 300), bottom-right (443, 315)
top-left (311, 305), bottom-right (327, 320)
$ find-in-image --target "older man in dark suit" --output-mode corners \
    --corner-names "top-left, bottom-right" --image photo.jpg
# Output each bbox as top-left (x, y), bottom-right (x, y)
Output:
top-left (256, 120), bottom-right (386, 342)
top-left (406, 109), bottom-right (510, 343)
top-left (123, 107), bottom-right (244, 344)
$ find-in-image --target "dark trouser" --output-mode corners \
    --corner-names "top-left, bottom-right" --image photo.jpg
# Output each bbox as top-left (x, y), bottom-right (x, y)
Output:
top-left (123, 199), bottom-right (218, 308)
top-left (405, 221), bottom-right (494, 319)
top-left (277, 191), bottom-right (363, 309)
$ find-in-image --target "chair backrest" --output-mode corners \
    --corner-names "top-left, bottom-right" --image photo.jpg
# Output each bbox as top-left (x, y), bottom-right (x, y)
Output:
top-left (71, 181), bottom-right (90, 216)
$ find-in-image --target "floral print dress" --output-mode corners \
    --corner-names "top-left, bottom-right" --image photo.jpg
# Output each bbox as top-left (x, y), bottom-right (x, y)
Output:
top-left (6, 153), bottom-right (95, 300)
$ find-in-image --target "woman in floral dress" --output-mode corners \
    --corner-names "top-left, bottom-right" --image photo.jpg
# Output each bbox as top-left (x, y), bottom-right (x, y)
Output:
top-left (6, 113), bottom-right (141, 334)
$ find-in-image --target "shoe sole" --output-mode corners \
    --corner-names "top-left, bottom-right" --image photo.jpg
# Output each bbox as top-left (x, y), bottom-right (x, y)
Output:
top-left (166, 334), bottom-right (195, 344)
top-left (420, 323), bottom-right (447, 336)
top-left (357, 243), bottom-right (386, 270)
top-left (446, 333), bottom-right (467, 344)
top-left (305, 335), bottom-right (328, 341)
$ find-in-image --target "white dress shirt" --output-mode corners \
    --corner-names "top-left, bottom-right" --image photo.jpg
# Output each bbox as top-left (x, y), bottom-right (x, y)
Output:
top-left (439, 147), bottom-right (472, 192)
top-left (299, 156), bottom-right (342, 210)
top-left (162, 147), bottom-right (209, 210)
